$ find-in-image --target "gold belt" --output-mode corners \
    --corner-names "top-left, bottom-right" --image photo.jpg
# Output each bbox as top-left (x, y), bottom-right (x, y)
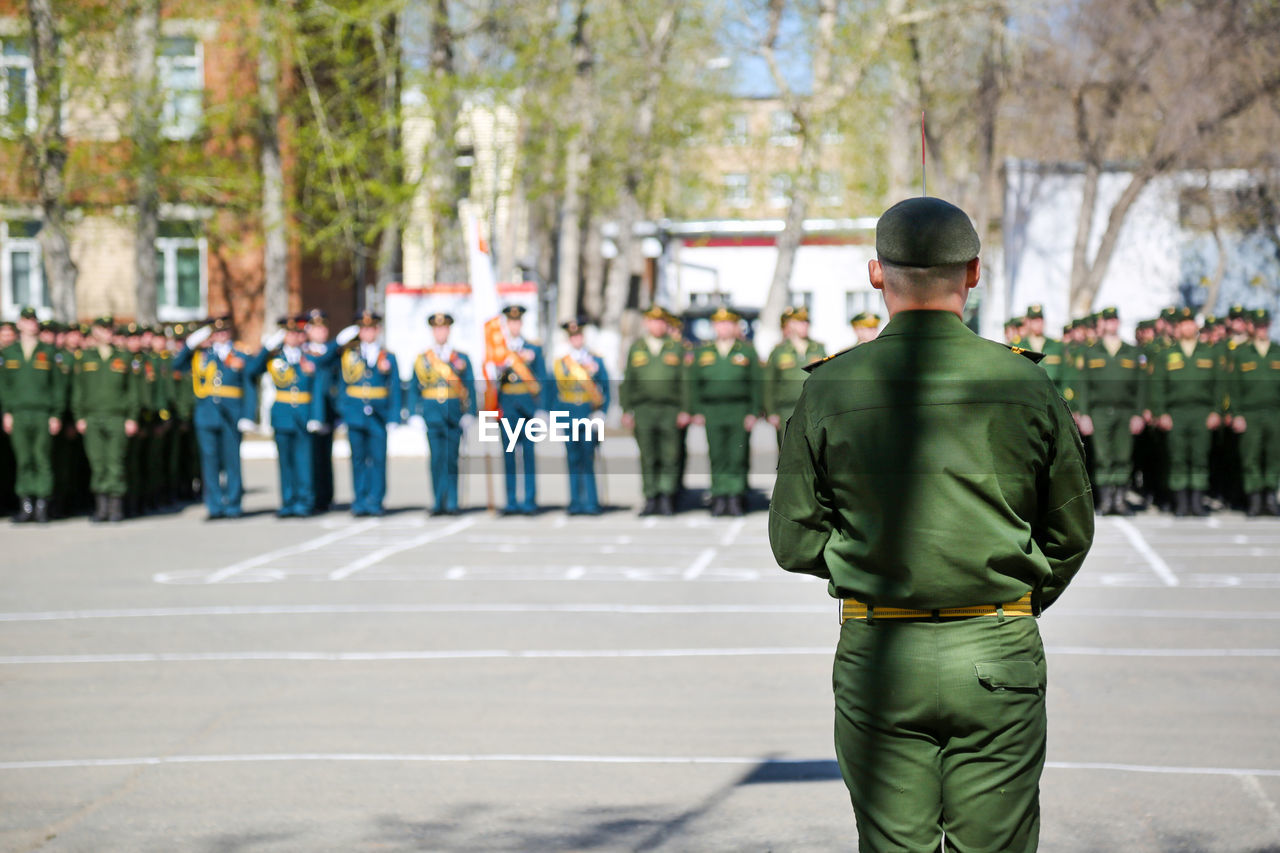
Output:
top-left (840, 592), bottom-right (1034, 624)
top-left (345, 386), bottom-right (389, 400)
top-left (201, 385), bottom-right (243, 399)
top-left (421, 387), bottom-right (463, 402)
top-left (275, 390), bottom-right (312, 405)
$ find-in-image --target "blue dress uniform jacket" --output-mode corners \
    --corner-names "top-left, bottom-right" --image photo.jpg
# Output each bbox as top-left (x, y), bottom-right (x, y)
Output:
top-left (496, 340), bottom-right (546, 513)
top-left (173, 343), bottom-right (259, 518)
top-left (264, 347), bottom-right (330, 516)
top-left (338, 344), bottom-right (402, 515)
top-left (551, 351), bottom-right (611, 514)
top-left (409, 347), bottom-right (477, 513)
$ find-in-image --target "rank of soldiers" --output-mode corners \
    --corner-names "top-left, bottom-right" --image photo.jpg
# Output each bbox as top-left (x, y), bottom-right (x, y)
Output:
top-left (3, 300), bottom-right (1275, 522)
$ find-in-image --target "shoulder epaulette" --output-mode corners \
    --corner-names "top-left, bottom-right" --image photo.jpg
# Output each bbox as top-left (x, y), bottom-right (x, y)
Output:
top-left (803, 346), bottom-right (855, 373)
top-left (1004, 344), bottom-right (1047, 364)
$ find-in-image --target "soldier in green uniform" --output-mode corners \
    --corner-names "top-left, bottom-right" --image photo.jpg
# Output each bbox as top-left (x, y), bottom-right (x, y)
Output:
top-left (1021, 304), bottom-right (1076, 406)
top-left (164, 324), bottom-right (199, 502)
top-left (0, 307), bottom-right (66, 523)
top-left (1074, 307), bottom-right (1146, 515)
top-left (771, 198), bottom-right (1093, 852)
top-left (1003, 316), bottom-right (1022, 344)
top-left (0, 320), bottom-right (15, 514)
top-left (850, 311), bottom-right (881, 345)
top-left (1149, 308), bottom-right (1225, 516)
top-left (620, 306), bottom-right (685, 516)
top-left (683, 306), bottom-right (761, 516)
top-left (1229, 309), bottom-right (1280, 516)
top-left (72, 316), bottom-right (140, 522)
top-left (764, 306), bottom-right (827, 448)
top-left (666, 311), bottom-right (693, 502)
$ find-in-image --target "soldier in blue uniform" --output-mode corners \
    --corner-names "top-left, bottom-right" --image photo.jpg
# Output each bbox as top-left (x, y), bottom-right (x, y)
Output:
top-left (495, 304), bottom-right (546, 515)
top-left (303, 309), bottom-right (339, 512)
top-left (551, 317), bottom-right (610, 515)
top-left (338, 311), bottom-right (401, 516)
top-left (408, 313), bottom-right (477, 515)
top-left (173, 316), bottom-right (260, 520)
top-left (259, 315), bottom-right (330, 517)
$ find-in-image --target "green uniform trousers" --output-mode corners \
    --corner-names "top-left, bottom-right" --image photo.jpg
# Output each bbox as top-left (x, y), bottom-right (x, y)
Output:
top-left (1167, 406), bottom-right (1213, 492)
top-left (835, 615), bottom-right (1046, 853)
top-left (1090, 406), bottom-right (1134, 487)
top-left (703, 402), bottom-right (751, 496)
top-left (83, 415), bottom-right (128, 497)
top-left (8, 410), bottom-right (54, 498)
top-left (633, 403), bottom-right (682, 498)
top-left (1239, 409), bottom-right (1280, 494)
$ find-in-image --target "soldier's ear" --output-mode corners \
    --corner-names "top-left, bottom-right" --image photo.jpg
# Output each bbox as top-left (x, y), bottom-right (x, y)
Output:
top-left (965, 258), bottom-right (981, 290)
top-left (868, 259), bottom-right (885, 291)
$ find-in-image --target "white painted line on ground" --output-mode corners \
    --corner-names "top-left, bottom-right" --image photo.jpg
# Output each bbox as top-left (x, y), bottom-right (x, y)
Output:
top-left (328, 517), bottom-right (477, 580)
top-left (720, 518), bottom-right (747, 546)
top-left (445, 567), bottom-right (467, 580)
top-left (565, 566), bottom-right (585, 579)
top-left (1240, 774), bottom-right (1280, 835)
top-left (1110, 518), bottom-right (1180, 586)
top-left (6, 603), bottom-right (1279, 623)
top-left (683, 548), bottom-right (717, 580)
top-left (3, 646), bottom-right (1279, 665)
top-left (194, 519), bottom-right (383, 584)
top-left (0, 753), bottom-right (1275, 778)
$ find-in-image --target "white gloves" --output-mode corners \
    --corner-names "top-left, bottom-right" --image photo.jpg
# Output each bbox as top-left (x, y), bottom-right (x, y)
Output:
top-left (262, 328), bottom-right (286, 350)
top-left (185, 326), bottom-right (213, 349)
top-left (459, 414), bottom-right (476, 431)
top-left (335, 325), bottom-right (359, 346)
top-left (236, 418), bottom-right (256, 433)
top-left (408, 415), bottom-right (426, 430)
top-left (306, 420), bottom-right (323, 434)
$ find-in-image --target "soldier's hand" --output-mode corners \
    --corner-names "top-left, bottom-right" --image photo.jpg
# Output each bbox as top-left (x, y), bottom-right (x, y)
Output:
top-left (184, 325), bottom-right (213, 349)
top-left (76, 418), bottom-right (87, 434)
top-left (48, 417), bottom-right (61, 436)
top-left (306, 420), bottom-right (323, 434)
top-left (676, 412), bottom-right (691, 428)
top-left (1143, 409), bottom-right (1153, 423)
top-left (1, 412), bottom-right (10, 433)
top-left (1206, 412), bottom-right (1222, 431)
top-left (1158, 414), bottom-right (1173, 431)
top-left (692, 414), bottom-right (705, 426)
top-left (1233, 415), bottom-right (1247, 434)
top-left (237, 418), bottom-right (256, 434)
top-left (459, 414), bottom-right (476, 432)
top-left (767, 414), bottom-right (781, 428)
top-left (621, 412), bottom-right (634, 430)
top-left (1129, 415), bottom-right (1145, 435)
top-left (743, 414), bottom-right (758, 431)
top-left (1077, 414), bottom-right (1094, 436)
top-left (124, 419), bottom-right (138, 438)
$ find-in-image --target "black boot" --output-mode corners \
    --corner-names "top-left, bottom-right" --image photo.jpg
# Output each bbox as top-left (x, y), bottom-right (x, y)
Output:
top-left (710, 496), bottom-right (727, 517)
top-left (639, 497), bottom-right (657, 517)
top-left (727, 494), bottom-right (745, 517)
top-left (1096, 486), bottom-right (1112, 515)
top-left (1265, 491), bottom-right (1280, 517)
top-left (1190, 490), bottom-right (1209, 517)
top-left (33, 498), bottom-right (50, 523)
top-left (1246, 492), bottom-right (1264, 518)
top-left (91, 494), bottom-right (106, 523)
top-left (657, 493), bottom-right (674, 516)
top-left (1174, 490), bottom-right (1190, 518)
top-left (107, 495), bottom-right (124, 523)
top-left (1113, 488), bottom-right (1133, 516)
top-left (13, 497), bottom-right (34, 523)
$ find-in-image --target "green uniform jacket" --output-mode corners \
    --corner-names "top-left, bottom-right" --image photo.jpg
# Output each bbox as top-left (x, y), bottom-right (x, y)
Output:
top-left (166, 350), bottom-right (196, 420)
top-left (684, 340), bottom-right (762, 414)
top-left (0, 341), bottom-right (66, 416)
top-left (1229, 341), bottom-right (1280, 414)
top-left (1148, 341), bottom-right (1225, 415)
top-left (1075, 339), bottom-right (1147, 416)
top-left (764, 338), bottom-right (827, 418)
top-left (72, 347), bottom-right (141, 420)
top-left (769, 310), bottom-right (1094, 613)
top-left (619, 337), bottom-right (686, 411)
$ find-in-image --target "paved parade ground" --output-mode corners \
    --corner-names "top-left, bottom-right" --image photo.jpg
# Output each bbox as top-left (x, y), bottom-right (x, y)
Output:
top-left (3, 450), bottom-right (1280, 852)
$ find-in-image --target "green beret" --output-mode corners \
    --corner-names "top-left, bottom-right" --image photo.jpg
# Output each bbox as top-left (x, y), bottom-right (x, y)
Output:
top-left (875, 197), bottom-right (980, 268)
top-left (1174, 307), bottom-right (1195, 322)
top-left (1253, 308), bottom-right (1271, 324)
top-left (1003, 317), bottom-right (1021, 329)
top-left (1025, 304), bottom-right (1044, 319)
top-left (1161, 307), bottom-right (1178, 321)
top-left (18, 306), bottom-right (38, 320)
top-left (1100, 307), bottom-right (1118, 320)
top-left (1228, 305), bottom-right (1245, 320)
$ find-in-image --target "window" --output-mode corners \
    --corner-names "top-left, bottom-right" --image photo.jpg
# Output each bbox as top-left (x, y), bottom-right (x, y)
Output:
top-left (1, 39), bottom-right (36, 135)
top-left (724, 112), bottom-right (749, 145)
top-left (768, 172), bottom-right (792, 209)
top-left (768, 109), bottom-right (797, 146)
top-left (158, 37), bottom-right (203, 139)
top-left (845, 290), bottom-right (879, 320)
top-left (723, 172), bottom-right (750, 208)
top-left (155, 221), bottom-right (206, 320)
top-left (787, 292), bottom-right (813, 313)
top-left (2, 221), bottom-right (48, 318)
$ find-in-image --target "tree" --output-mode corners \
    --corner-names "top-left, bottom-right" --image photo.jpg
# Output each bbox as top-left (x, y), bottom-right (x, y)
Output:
top-left (129, 0), bottom-right (160, 327)
top-left (258, 0), bottom-right (288, 331)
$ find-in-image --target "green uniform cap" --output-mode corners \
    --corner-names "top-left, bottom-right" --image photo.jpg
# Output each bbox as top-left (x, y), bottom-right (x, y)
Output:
top-left (1253, 308), bottom-right (1271, 324)
top-left (1025, 304), bottom-right (1044, 319)
top-left (1099, 307), bottom-right (1118, 320)
top-left (18, 306), bottom-right (38, 320)
top-left (1228, 305), bottom-right (1245, 320)
top-left (875, 197), bottom-right (980, 268)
